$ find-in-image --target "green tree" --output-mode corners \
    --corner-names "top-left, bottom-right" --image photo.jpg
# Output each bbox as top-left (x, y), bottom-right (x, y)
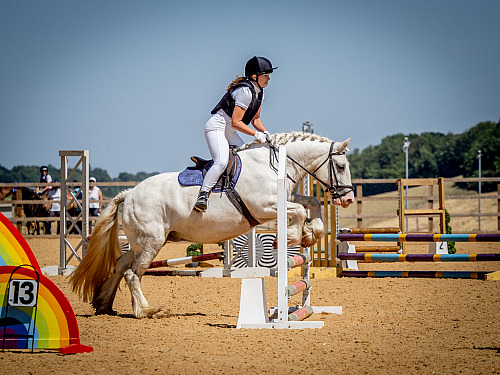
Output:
top-left (89, 167), bottom-right (112, 182)
top-left (457, 121), bottom-right (499, 191)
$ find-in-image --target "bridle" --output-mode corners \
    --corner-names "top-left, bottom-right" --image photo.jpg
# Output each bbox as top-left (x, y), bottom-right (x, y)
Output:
top-left (268, 141), bottom-right (353, 199)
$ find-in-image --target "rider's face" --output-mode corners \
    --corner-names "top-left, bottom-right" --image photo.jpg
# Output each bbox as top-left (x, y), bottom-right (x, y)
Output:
top-left (257, 73), bottom-right (270, 88)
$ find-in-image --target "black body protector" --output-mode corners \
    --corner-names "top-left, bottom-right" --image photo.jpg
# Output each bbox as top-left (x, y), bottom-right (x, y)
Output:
top-left (211, 80), bottom-right (263, 125)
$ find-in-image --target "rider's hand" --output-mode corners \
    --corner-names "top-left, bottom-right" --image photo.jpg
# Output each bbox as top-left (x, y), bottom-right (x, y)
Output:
top-left (263, 131), bottom-right (271, 141)
top-left (254, 131), bottom-right (266, 143)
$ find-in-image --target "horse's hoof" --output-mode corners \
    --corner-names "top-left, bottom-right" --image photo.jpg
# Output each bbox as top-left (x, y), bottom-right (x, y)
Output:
top-left (301, 237), bottom-right (316, 248)
top-left (134, 306), bottom-right (169, 319)
top-left (152, 308), bottom-right (171, 319)
top-left (95, 307), bottom-right (117, 316)
top-left (146, 305), bottom-right (167, 318)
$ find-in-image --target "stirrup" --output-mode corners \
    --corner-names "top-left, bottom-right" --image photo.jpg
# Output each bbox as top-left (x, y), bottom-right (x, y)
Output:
top-left (193, 191), bottom-right (210, 213)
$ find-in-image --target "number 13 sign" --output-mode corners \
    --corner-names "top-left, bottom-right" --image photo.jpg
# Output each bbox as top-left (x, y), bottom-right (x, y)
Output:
top-left (8, 279), bottom-right (38, 307)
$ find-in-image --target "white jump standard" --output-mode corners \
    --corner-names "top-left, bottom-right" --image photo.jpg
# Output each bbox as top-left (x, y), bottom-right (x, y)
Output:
top-left (236, 145), bottom-right (342, 329)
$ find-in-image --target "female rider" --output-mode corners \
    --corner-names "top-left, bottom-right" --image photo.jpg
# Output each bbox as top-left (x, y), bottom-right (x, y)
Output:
top-left (193, 56), bottom-right (277, 212)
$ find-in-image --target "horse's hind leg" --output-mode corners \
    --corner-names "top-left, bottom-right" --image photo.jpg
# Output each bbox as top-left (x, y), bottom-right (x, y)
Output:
top-left (93, 249), bottom-right (135, 315)
top-left (124, 238), bottom-right (168, 319)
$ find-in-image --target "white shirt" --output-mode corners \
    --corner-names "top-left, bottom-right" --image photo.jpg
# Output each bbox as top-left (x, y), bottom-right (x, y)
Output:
top-left (89, 186), bottom-right (101, 209)
top-left (217, 83), bottom-right (264, 125)
top-left (49, 188), bottom-right (61, 212)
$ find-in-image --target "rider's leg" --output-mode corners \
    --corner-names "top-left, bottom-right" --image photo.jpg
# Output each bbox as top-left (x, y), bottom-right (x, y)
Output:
top-left (225, 125), bottom-right (245, 148)
top-left (194, 118), bottom-right (230, 212)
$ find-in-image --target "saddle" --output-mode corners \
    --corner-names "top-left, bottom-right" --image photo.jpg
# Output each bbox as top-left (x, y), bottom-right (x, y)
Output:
top-left (178, 148), bottom-right (241, 193)
top-left (178, 148), bottom-right (259, 227)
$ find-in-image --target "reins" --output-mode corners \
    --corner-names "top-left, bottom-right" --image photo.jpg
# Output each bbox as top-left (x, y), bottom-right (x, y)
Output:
top-left (266, 140), bottom-right (353, 199)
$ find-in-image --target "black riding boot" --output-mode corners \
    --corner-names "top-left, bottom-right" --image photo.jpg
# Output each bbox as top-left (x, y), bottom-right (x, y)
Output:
top-left (193, 190), bottom-right (211, 213)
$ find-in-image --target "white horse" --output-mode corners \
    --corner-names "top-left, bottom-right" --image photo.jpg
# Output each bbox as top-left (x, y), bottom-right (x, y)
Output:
top-left (70, 132), bottom-right (355, 318)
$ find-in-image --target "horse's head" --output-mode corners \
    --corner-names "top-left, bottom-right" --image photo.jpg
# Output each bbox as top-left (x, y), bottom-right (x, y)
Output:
top-left (314, 138), bottom-right (355, 208)
top-left (0, 187), bottom-right (15, 200)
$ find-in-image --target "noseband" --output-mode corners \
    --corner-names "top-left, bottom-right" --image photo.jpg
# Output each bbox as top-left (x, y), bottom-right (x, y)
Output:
top-left (268, 141), bottom-right (354, 199)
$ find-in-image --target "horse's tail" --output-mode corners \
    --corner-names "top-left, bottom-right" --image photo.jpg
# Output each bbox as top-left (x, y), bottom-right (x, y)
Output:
top-left (70, 189), bottom-right (130, 303)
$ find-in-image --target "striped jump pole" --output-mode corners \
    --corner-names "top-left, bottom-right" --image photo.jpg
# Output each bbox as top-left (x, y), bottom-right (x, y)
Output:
top-left (148, 252), bottom-right (224, 269)
top-left (286, 280), bottom-right (311, 297)
top-left (287, 253), bottom-right (311, 270)
top-left (341, 270), bottom-right (489, 280)
top-left (144, 269), bottom-right (202, 276)
top-left (288, 306), bottom-right (314, 321)
top-left (337, 233), bottom-right (500, 242)
top-left (338, 253), bottom-right (500, 262)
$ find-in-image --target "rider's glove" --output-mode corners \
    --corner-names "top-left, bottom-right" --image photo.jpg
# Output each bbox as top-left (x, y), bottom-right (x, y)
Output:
top-left (263, 131), bottom-right (271, 142)
top-left (254, 131), bottom-right (266, 143)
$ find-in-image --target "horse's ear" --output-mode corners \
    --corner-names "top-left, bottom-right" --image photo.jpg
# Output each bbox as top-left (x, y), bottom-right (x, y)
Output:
top-left (338, 138), bottom-right (351, 153)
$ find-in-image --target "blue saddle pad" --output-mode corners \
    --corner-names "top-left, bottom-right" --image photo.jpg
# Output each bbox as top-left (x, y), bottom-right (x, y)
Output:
top-left (178, 154), bottom-right (242, 193)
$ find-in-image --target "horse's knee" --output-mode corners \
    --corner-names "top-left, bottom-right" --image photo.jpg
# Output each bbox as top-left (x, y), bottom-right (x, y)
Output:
top-left (286, 205), bottom-right (307, 247)
top-left (310, 217), bottom-right (325, 237)
top-left (301, 217), bottom-right (325, 247)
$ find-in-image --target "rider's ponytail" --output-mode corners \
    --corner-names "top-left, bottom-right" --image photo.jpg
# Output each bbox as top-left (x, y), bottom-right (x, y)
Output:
top-left (226, 75), bottom-right (246, 91)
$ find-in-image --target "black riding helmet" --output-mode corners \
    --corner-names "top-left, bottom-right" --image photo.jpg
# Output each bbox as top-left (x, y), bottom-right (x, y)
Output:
top-left (245, 56), bottom-right (277, 78)
top-left (40, 166), bottom-right (48, 173)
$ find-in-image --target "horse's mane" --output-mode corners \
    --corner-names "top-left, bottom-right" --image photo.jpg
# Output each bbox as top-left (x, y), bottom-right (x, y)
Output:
top-left (237, 131), bottom-right (332, 151)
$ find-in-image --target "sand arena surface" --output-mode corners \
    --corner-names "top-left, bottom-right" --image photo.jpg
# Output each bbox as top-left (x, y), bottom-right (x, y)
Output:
top-left (1, 238), bottom-right (499, 374)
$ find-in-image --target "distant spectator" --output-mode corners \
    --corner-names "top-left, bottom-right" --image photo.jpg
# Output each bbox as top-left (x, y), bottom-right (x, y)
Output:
top-left (37, 166), bottom-right (52, 234)
top-left (89, 177), bottom-right (102, 231)
top-left (36, 166), bottom-right (52, 195)
top-left (72, 180), bottom-right (81, 200)
top-left (49, 184), bottom-right (61, 234)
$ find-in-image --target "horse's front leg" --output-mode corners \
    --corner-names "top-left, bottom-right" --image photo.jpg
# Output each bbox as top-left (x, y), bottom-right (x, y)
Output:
top-left (279, 201), bottom-right (308, 248)
top-left (291, 194), bottom-right (325, 247)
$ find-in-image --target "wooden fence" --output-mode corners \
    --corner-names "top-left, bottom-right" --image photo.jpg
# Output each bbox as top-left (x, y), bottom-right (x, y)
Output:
top-left (345, 177), bottom-right (500, 232)
top-left (0, 181), bottom-right (139, 238)
top-left (1, 177), bottom-right (499, 238)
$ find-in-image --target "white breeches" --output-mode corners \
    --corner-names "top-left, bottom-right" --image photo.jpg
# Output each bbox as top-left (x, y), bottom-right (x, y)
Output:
top-left (201, 114), bottom-right (245, 192)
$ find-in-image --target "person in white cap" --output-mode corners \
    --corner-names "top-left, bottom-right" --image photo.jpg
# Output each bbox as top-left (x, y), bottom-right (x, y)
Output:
top-left (193, 56), bottom-right (277, 213)
top-left (89, 177), bottom-right (102, 230)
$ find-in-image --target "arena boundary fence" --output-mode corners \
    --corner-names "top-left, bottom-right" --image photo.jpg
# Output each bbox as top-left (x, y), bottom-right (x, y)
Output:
top-left (1, 177), bottom-right (499, 238)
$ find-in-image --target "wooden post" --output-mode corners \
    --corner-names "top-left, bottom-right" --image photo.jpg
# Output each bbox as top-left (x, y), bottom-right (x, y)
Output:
top-left (356, 183), bottom-right (363, 228)
top-left (497, 183), bottom-right (500, 231)
top-left (428, 185), bottom-right (434, 232)
top-left (315, 182), bottom-right (323, 266)
top-left (438, 177), bottom-right (446, 233)
top-left (15, 189), bottom-right (22, 233)
top-left (398, 179), bottom-right (406, 253)
top-left (58, 150), bottom-right (89, 275)
top-left (309, 176), bottom-right (319, 267)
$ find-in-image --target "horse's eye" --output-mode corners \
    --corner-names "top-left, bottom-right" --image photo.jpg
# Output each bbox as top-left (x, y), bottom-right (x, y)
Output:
top-left (337, 164), bottom-right (345, 171)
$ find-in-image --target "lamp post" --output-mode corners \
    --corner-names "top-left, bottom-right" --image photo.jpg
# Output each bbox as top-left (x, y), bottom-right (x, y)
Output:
top-left (302, 120), bottom-right (314, 133)
top-left (477, 150), bottom-right (482, 231)
top-left (402, 137), bottom-right (411, 232)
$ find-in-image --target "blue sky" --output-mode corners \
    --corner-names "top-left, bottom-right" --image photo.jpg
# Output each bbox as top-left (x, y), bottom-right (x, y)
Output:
top-left (1, 0), bottom-right (499, 177)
